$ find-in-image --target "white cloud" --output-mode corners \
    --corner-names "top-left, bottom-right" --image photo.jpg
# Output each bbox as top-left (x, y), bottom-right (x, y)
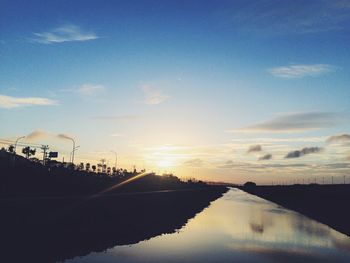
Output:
top-left (26, 130), bottom-right (47, 141)
top-left (326, 134), bottom-right (350, 143)
top-left (267, 64), bottom-right (335, 78)
top-left (220, 1), bottom-right (350, 36)
top-left (78, 84), bottom-right (105, 96)
top-left (0, 94), bottom-right (57, 109)
top-left (234, 112), bottom-right (343, 133)
top-left (142, 85), bottom-right (169, 105)
top-left (91, 115), bottom-right (141, 121)
top-left (110, 133), bottom-right (126, 138)
top-left (32, 24), bottom-right (98, 44)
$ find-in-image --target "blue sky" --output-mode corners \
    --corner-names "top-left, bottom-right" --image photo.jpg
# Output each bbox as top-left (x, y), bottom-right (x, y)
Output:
top-left (1, 0), bottom-right (350, 183)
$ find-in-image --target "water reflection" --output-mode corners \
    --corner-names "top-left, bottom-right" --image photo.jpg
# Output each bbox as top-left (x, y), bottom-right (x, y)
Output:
top-left (67, 188), bottom-right (350, 263)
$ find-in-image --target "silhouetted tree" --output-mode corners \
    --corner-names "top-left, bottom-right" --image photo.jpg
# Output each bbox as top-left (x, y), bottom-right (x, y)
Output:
top-left (22, 146), bottom-right (36, 159)
top-left (78, 162), bottom-right (84, 171)
top-left (8, 145), bottom-right (14, 153)
top-left (244, 181), bottom-right (256, 188)
top-left (91, 165), bottom-right (96, 173)
top-left (85, 163), bottom-right (90, 172)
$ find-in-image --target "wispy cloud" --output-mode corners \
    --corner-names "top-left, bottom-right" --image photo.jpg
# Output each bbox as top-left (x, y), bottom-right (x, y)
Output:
top-left (219, 1), bottom-right (350, 35)
top-left (91, 115), bottom-right (141, 121)
top-left (142, 85), bottom-right (169, 105)
top-left (110, 133), bottom-right (126, 138)
top-left (326, 134), bottom-right (350, 143)
top-left (32, 24), bottom-right (98, 44)
top-left (259, 154), bottom-right (272, 161)
top-left (236, 112), bottom-right (343, 133)
top-left (247, 145), bottom-right (262, 153)
top-left (24, 130), bottom-right (74, 142)
top-left (267, 64), bottom-right (335, 78)
top-left (0, 94), bottom-right (57, 109)
top-left (77, 84), bottom-right (105, 96)
top-left (183, 158), bottom-right (204, 167)
top-left (26, 130), bottom-right (47, 141)
top-left (57, 133), bottom-right (74, 141)
top-left (285, 147), bottom-right (323, 159)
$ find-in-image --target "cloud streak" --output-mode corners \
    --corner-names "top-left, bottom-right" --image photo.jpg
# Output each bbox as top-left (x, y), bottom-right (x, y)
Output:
top-left (91, 115), bottom-right (142, 121)
top-left (220, 1), bottom-right (350, 35)
top-left (0, 94), bottom-right (57, 109)
top-left (259, 154), bottom-right (272, 161)
top-left (267, 64), bottom-right (334, 78)
top-left (327, 134), bottom-right (350, 143)
top-left (285, 147), bottom-right (323, 159)
top-left (24, 130), bottom-right (75, 142)
top-left (247, 145), bottom-right (262, 153)
top-left (78, 84), bottom-right (105, 96)
top-left (236, 112), bottom-right (342, 133)
top-left (32, 24), bottom-right (98, 44)
top-left (26, 130), bottom-right (47, 141)
top-left (183, 158), bottom-right (204, 167)
top-left (142, 86), bottom-right (169, 105)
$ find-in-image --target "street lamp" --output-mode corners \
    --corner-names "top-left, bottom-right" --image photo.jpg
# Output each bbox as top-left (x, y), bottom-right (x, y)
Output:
top-left (14, 136), bottom-right (25, 154)
top-left (12, 135), bottom-right (25, 167)
top-left (65, 137), bottom-right (76, 164)
top-left (69, 145), bottom-right (79, 164)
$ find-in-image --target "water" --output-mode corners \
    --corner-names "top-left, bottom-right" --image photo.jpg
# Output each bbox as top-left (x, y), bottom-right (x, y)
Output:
top-left (65, 188), bottom-right (350, 263)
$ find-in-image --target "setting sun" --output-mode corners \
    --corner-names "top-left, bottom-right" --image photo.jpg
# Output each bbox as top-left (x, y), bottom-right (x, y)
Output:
top-left (157, 159), bottom-right (174, 168)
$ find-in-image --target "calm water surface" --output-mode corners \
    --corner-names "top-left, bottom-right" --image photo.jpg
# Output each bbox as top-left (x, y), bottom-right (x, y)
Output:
top-left (66, 188), bottom-right (350, 263)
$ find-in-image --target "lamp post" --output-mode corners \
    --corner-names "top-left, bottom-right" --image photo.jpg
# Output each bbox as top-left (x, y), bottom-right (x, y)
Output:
top-left (69, 145), bottom-right (79, 164)
top-left (65, 137), bottom-right (77, 164)
top-left (14, 136), bottom-right (25, 154)
top-left (12, 136), bottom-right (25, 166)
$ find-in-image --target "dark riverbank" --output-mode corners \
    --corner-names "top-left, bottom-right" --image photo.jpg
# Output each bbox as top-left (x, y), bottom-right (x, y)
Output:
top-left (0, 149), bottom-right (228, 262)
top-left (0, 186), bottom-right (228, 263)
top-left (240, 184), bottom-right (350, 236)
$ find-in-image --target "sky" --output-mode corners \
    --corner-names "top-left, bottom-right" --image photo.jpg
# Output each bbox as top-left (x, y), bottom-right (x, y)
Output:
top-left (1, 0), bottom-right (350, 184)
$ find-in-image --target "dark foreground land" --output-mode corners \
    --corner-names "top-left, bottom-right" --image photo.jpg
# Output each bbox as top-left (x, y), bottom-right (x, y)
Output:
top-left (0, 187), bottom-right (227, 263)
top-left (241, 184), bottom-right (350, 237)
top-left (0, 150), bottom-right (228, 262)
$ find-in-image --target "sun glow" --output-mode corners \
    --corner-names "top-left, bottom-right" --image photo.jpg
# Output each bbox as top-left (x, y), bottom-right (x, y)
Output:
top-left (157, 159), bottom-right (173, 168)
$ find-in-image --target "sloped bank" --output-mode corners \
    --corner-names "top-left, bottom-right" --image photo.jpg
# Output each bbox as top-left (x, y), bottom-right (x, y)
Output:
top-left (240, 184), bottom-right (350, 237)
top-left (0, 186), bottom-right (228, 263)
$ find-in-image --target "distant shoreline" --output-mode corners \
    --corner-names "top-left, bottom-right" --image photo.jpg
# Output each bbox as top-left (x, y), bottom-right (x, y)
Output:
top-left (240, 184), bottom-right (350, 237)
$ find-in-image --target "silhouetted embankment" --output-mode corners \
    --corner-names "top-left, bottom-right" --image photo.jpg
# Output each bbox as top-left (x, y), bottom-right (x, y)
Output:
top-left (0, 150), bottom-right (228, 262)
top-left (240, 184), bottom-right (350, 236)
top-left (0, 187), bottom-right (227, 263)
top-left (0, 150), bottom-right (207, 197)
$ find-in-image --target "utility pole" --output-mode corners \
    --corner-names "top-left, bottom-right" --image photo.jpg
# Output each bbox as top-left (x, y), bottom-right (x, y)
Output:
top-left (100, 158), bottom-right (106, 173)
top-left (41, 145), bottom-right (49, 165)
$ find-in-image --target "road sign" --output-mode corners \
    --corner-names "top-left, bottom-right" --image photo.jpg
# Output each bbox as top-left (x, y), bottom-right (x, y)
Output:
top-left (49, 152), bottom-right (58, 158)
